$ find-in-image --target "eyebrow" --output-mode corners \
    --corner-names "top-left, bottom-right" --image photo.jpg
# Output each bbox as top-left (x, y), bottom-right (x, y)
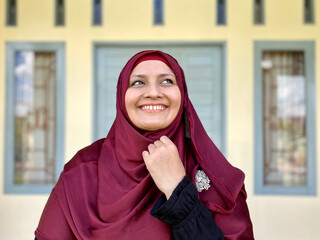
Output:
top-left (130, 73), bottom-right (175, 79)
top-left (130, 74), bottom-right (145, 79)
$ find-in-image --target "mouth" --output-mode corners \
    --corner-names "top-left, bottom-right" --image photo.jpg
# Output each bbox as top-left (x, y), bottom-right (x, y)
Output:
top-left (139, 104), bottom-right (167, 112)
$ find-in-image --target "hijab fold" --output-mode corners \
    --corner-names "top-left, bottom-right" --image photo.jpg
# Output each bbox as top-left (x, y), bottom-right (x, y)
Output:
top-left (55, 50), bottom-right (245, 239)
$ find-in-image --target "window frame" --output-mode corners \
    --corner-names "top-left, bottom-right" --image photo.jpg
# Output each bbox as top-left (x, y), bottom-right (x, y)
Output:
top-left (253, 0), bottom-right (265, 25)
top-left (4, 42), bottom-right (65, 194)
top-left (6, 0), bottom-right (17, 26)
top-left (254, 41), bottom-right (317, 195)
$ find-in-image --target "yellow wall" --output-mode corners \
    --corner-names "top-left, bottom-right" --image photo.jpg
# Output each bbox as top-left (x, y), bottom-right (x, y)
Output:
top-left (0, 0), bottom-right (319, 239)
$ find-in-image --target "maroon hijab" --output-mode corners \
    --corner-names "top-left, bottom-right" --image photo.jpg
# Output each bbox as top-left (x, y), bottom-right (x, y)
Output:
top-left (52, 50), bottom-right (250, 239)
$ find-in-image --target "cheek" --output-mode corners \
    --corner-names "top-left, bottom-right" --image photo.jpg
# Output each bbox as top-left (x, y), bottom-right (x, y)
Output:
top-left (124, 91), bottom-right (133, 114)
top-left (172, 88), bottom-right (182, 109)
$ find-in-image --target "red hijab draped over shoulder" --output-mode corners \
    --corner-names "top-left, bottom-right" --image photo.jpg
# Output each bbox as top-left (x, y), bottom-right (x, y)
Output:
top-left (35, 50), bottom-right (253, 240)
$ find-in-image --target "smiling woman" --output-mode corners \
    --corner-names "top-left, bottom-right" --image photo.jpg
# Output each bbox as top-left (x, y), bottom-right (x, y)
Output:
top-left (125, 58), bottom-right (181, 131)
top-left (35, 50), bottom-right (254, 240)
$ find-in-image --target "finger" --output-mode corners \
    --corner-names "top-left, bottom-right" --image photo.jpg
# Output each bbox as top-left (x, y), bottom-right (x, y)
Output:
top-left (153, 140), bottom-right (163, 148)
top-left (142, 151), bottom-right (149, 160)
top-left (160, 136), bottom-right (173, 145)
top-left (147, 143), bottom-right (156, 153)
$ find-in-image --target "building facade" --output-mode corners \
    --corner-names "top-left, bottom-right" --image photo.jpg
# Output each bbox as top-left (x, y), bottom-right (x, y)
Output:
top-left (0, 0), bottom-right (319, 239)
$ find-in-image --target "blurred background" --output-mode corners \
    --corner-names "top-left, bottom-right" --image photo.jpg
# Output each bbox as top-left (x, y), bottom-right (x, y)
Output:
top-left (0, 0), bottom-right (319, 239)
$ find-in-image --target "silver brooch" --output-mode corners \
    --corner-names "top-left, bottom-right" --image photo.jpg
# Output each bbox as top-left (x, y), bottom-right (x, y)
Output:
top-left (195, 170), bottom-right (211, 192)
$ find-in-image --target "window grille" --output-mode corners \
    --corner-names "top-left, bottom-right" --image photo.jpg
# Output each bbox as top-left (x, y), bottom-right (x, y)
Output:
top-left (154, 0), bottom-right (164, 25)
top-left (262, 51), bottom-right (307, 187)
top-left (93, 0), bottom-right (102, 25)
top-left (6, 0), bottom-right (17, 26)
top-left (217, 0), bottom-right (226, 25)
top-left (14, 51), bottom-right (57, 185)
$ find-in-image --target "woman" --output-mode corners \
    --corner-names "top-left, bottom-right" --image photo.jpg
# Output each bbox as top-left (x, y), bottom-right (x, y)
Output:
top-left (35, 50), bottom-right (254, 239)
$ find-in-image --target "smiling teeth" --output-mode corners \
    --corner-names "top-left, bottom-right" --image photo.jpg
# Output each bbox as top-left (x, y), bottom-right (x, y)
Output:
top-left (142, 105), bottom-right (165, 110)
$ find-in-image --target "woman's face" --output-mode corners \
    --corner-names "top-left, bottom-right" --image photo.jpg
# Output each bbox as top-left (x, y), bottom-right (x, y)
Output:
top-left (125, 60), bottom-right (181, 131)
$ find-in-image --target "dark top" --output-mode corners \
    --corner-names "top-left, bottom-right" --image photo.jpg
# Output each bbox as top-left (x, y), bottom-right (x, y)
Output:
top-left (35, 176), bottom-right (224, 240)
top-left (151, 176), bottom-right (224, 240)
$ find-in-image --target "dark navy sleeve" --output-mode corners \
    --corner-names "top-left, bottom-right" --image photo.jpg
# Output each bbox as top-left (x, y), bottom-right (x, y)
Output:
top-left (150, 176), bottom-right (224, 240)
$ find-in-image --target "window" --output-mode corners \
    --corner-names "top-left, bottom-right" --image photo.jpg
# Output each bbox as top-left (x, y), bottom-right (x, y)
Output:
top-left (254, 0), bottom-right (264, 24)
top-left (304, 0), bottom-right (314, 24)
top-left (154, 0), bottom-right (164, 25)
top-left (93, 0), bottom-right (102, 25)
top-left (254, 41), bottom-right (316, 195)
top-left (55, 0), bottom-right (65, 26)
top-left (217, 0), bottom-right (226, 25)
top-left (5, 42), bottom-right (65, 194)
top-left (6, 0), bottom-right (17, 26)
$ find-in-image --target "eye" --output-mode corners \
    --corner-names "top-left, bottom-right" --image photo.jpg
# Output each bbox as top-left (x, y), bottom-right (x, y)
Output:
top-left (130, 80), bottom-right (144, 87)
top-left (162, 79), bottom-right (174, 84)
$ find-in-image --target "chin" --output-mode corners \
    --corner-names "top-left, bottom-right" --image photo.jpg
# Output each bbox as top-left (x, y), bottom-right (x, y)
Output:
top-left (140, 123), bottom-right (166, 131)
top-left (142, 126), bottom-right (163, 131)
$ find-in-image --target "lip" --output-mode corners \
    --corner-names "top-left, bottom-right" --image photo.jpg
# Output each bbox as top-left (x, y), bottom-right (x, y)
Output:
top-left (139, 104), bottom-right (167, 112)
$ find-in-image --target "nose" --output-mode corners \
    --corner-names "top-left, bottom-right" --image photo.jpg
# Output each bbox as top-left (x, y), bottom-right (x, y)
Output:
top-left (144, 82), bottom-right (162, 98)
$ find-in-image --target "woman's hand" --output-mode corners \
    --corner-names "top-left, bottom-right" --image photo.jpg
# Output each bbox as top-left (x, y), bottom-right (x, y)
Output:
top-left (142, 136), bottom-right (186, 199)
